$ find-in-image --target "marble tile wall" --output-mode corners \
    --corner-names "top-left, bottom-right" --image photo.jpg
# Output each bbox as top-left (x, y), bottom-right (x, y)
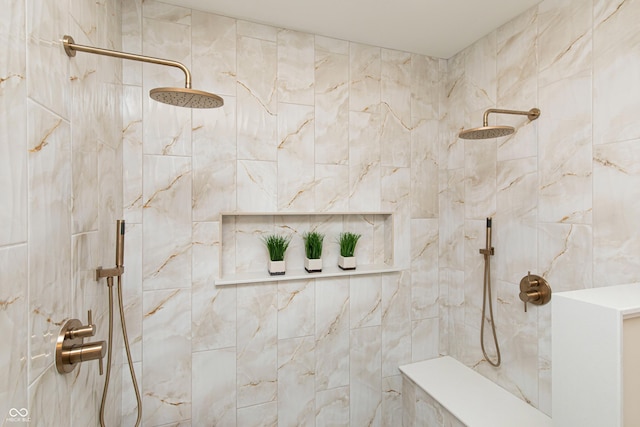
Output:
top-left (443, 0), bottom-right (640, 418)
top-left (0, 0), bottom-right (123, 426)
top-left (4, 0), bottom-right (636, 425)
top-left (122, 1), bottom-right (444, 425)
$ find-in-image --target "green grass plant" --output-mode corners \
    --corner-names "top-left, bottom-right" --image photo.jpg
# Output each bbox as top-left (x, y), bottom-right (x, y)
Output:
top-left (338, 232), bottom-right (361, 257)
top-left (262, 234), bottom-right (291, 261)
top-left (303, 231), bottom-right (325, 259)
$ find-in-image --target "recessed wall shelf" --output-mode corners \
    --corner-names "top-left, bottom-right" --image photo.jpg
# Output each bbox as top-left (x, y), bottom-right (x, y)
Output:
top-left (216, 212), bottom-right (398, 286)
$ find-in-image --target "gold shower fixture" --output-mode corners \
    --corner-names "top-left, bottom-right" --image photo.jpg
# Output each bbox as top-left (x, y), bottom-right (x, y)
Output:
top-left (62, 35), bottom-right (223, 109)
top-left (459, 107), bottom-right (540, 139)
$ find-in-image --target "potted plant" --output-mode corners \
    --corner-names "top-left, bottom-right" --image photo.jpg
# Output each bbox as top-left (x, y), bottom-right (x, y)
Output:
top-left (262, 234), bottom-right (291, 275)
top-left (338, 232), bottom-right (361, 270)
top-left (303, 231), bottom-right (325, 273)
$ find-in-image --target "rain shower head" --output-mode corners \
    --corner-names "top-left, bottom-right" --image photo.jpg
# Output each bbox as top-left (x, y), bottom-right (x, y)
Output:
top-left (62, 35), bottom-right (223, 109)
top-left (459, 108), bottom-right (540, 140)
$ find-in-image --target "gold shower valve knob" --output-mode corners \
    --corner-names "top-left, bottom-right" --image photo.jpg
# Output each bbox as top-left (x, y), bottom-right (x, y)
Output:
top-left (519, 272), bottom-right (552, 312)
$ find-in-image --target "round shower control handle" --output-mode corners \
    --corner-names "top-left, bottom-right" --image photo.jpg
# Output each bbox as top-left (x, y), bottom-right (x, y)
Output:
top-left (519, 272), bottom-right (552, 312)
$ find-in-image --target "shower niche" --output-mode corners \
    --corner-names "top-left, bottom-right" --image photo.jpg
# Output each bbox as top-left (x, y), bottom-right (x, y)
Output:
top-left (215, 212), bottom-right (399, 285)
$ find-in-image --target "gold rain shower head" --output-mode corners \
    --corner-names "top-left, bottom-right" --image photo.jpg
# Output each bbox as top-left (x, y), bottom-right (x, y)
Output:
top-left (459, 108), bottom-right (540, 139)
top-left (62, 35), bottom-right (224, 109)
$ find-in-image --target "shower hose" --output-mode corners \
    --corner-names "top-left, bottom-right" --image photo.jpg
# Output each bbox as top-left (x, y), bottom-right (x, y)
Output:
top-left (99, 274), bottom-right (142, 427)
top-left (481, 220), bottom-right (501, 367)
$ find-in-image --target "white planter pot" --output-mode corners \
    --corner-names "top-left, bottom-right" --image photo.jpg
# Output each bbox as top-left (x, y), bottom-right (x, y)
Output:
top-left (338, 255), bottom-right (356, 270)
top-left (305, 257), bottom-right (323, 273)
top-left (268, 260), bottom-right (286, 276)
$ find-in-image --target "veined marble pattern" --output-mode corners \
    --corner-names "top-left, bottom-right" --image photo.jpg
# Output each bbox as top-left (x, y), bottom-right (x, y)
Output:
top-left (411, 317), bottom-right (439, 362)
top-left (350, 275), bottom-right (382, 329)
top-left (593, 139), bottom-right (640, 286)
top-left (381, 49), bottom-right (412, 168)
top-left (440, 51), bottom-right (465, 171)
top-left (411, 119), bottom-right (439, 219)
top-left (382, 166), bottom-right (411, 269)
top-left (463, 220), bottom-right (492, 331)
top-left (593, 0), bottom-right (640, 144)
top-left (277, 30), bottom-right (314, 105)
top-left (277, 336), bottom-right (315, 427)
top-left (350, 326), bottom-right (382, 426)
top-left (315, 386), bottom-right (349, 426)
top-left (4, 0), bottom-right (636, 425)
top-left (350, 43), bottom-right (381, 114)
top-left (494, 157), bottom-right (538, 285)
top-left (538, 72), bottom-right (592, 224)
top-left (237, 160), bottom-right (277, 212)
top-left (278, 279), bottom-right (315, 340)
top-left (464, 139), bottom-right (496, 220)
top-left (121, 222), bottom-right (143, 362)
top-left (381, 272), bottom-right (412, 377)
top-left (349, 111), bottom-right (381, 211)
top-left (192, 348), bottom-right (236, 426)
top-left (277, 103), bottom-right (315, 211)
top-left (27, 0), bottom-right (70, 119)
top-left (141, 17), bottom-right (192, 156)
top-left (143, 0), bottom-right (191, 25)
top-left (27, 101), bottom-right (72, 382)
top-left (411, 54), bottom-right (441, 123)
top-left (142, 155), bottom-right (192, 290)
top-left (438, 168), bottom-right (465, 270)
top-left (237, 402), bottom-right (278, 427)
top-left (192, 12), bottom-right (236, 97)
top-left (464, 32), bottom-right (497, 122)
top-left (537, 0), bottom-right (592, 87)
top-left (237, 35), bottom-right (277, 161)
top-left (0, 246), bottom-right (28, 419)
top-left (0, 0), bottom-right (27, 246)
top-left (192, 222), bottom-right (237, 351)
top-left (315, 37), bottom-right (349, 166)
top-left (315, 278), bottom-right (349, 391)
top-left (496, 7), bottom-right (538, 162)
top-left (237, 284), bottom-right (278, 408)
top-left (142, 288), bottom-right (192, 425)
top-left (410, 219), bottom-right (439, 320)
top-left (192, 98), bottom-right (237, 222)
top-left (122, 85), bottom-right (143, 223)
top-left (382, 375), bottom-right (404, 426)
top-left (121, 0), bottom-right (142, 86)
top-left (4, 0), bottom-right (123, 424)
top-left (402, 375), bottom-right (465, 427)
top-left (314, 164), bottom-right (349, 212)
top-left (538, 223), bottom-right (592, 293)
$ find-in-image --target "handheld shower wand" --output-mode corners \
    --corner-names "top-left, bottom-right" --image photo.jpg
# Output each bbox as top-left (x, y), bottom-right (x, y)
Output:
top-left (479, 217), bottom-right (501, 367)
top-left (116, 219), bottom-right (125, 268)
top-left (96, 220), bottom-right (142, 427)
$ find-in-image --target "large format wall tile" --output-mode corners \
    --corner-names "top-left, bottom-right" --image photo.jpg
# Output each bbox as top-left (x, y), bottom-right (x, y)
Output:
top-left (142, 155), bottom-right (192, 290)
top-left (3, 0), bottom-right (123, 425)
top-left (142, 288), bottom-right (192, 425)
top-left (593, 139), bottom-right (640, 286)
top-left (27, 101), bottom-right (72, 382)
top-left (0, 0), bottom-right (27, 246)
top-left (593, 0), bottom-right (640, 144)
top-left (0, 246), bottom-right (28, 419)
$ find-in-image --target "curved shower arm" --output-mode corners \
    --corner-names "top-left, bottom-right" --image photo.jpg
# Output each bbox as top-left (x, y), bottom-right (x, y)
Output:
top-left (62, 35), bottom-right (192, 89)
top-left (482, 108), bottom-right (541, 127)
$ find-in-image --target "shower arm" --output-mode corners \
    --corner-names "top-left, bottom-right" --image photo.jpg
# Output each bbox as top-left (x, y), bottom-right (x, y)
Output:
top-left (482, 108), bottom-right (541, 127)
top-left (62, 35), bottom-right (192, 89)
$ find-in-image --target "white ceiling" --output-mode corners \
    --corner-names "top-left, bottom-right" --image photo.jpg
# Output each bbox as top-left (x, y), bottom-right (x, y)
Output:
top-left (160, 0), bottom-right (541, 58)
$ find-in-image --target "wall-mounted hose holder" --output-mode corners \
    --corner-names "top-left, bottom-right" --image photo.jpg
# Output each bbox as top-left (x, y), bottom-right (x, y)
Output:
top-left (519, 272), bottom-right (552, 312)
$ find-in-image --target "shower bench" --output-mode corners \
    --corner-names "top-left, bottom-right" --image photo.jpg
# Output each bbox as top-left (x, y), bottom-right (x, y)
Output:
top-left (399, 356), bottom-right (552, 427)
